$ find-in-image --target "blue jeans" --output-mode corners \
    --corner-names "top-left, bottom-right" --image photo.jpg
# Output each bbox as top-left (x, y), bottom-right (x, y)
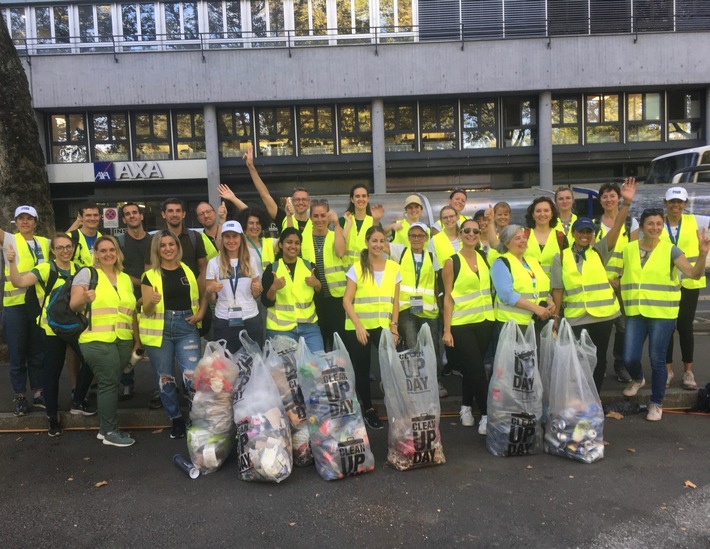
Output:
top-left (624, 315), bottom-right (676, 406)
top-left (267, 322), bottom-right (324, 353)
top-left (144, 310), bottom-right (201, 421)
top-left (2, 304), bottom-right (44, 395)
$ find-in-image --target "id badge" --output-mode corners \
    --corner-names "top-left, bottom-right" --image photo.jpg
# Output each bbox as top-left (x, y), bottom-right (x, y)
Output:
top-left (410, 295), bottom-right (424, 314)
top-left (228, 306), bottom-right (244, 327)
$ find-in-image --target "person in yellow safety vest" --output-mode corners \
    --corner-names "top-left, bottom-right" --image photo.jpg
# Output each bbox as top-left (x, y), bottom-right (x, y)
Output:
top-left (661, 186), bottom-right (710, 391)
top-left (596, 181), bottom-right (640, 383)
top-left (554, 187), bottom-right (578, 246)
top-left (493, 202), bottom-right (512, 237)
top-left (384, 194), bottom-right (430, 246)
top-left (442, 219), bottom-right (496, 435)
top-left (343, 226), bottom-right (401, 431)
top-left (430, 205), bottom-right (461, 269)
top-left (340, 183), bottom-right (384, 267)
top-left (550, 178), bottom-right (638, 393)
top-left (283, 188), bottom-right (314, 260)
top-left (431, 188), bottom-right (470, 235)
top-left (140, 231), bottom-right (206, 440)
top-left (1, 205), bottom-right (50, 416)
top-left (491, 225), bottom-right (555, 329)
top-left (261, 228), bottom-right (324, 353)
top-left (386, 221), bottom-right (447, 399)
top-left (523, 196), bottom-right (569, 276)
top-left (195, 201), bottom-right (221, 261)
top-left (620, 208), bottom-right (710, 422)
top-left (70, 236), bottom-right (139, 448)
top-left (6, 233), bottom-right (97, 436)
top-left (301, 201), bottom-right (347, 351)
top-left (66, 202), bottom-right (103, 267)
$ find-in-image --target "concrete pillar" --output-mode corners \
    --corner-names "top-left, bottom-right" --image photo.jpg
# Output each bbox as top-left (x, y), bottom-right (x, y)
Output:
top-left (203, 104), bottom-right (221, 207)
top-left (706, 87), bottom-right (710, 146)
top-left (538, 90), bottom-right (553, 191)
top-left (371, 98), bottom-right (387, 194)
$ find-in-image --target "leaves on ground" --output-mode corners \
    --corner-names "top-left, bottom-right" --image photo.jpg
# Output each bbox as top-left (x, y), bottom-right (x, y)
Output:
top-left (626, 448), bottom-right (636, 453)
top-left (605, 411), bottom-right (624, 420)
top-left (684, 480), bottom-right (697, 489)
top-left (94, 481), bottom-right (108, 488)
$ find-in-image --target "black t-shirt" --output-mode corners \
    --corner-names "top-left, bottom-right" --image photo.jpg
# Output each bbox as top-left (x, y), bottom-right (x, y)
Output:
top-left (142, 265), bottom-right (192, 311)
top-left (144, 228), bottom-right (206, 278)
top-left (120, 232), bottom-right (152, 296)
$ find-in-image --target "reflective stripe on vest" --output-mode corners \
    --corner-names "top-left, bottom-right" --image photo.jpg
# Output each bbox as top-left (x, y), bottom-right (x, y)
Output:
top-left (560, 248), bottom-right (619, 319)
top-left (139, 263), bottom-right (199, 347)
top-left (344, 215), bottom-right (374, 267)
top-left (450, 252), bottom-right (494, 325)
top-left (345, 260), bottom-right (400, 331)
top-left (303, 231), bottom-right (347, 298)
top-left (398, 248), bottom-right (438, 318)
top-left (598, 223), bottom-right (627, 280)
top-left (265, 258), bottom-right (318, 332)
top-left (494, 253), bottom-right (549, 325)
top-left (79, 270), bottom-right (135, 343)
top-left (3, 235), bottom-right (50, 307)
top-left (659, 213), bottom-right (705, 290)
top-left (620, 241), bottom-right (680, 319)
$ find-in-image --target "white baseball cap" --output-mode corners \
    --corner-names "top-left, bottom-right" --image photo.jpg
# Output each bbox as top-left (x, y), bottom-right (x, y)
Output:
top-left (408, 222), bottom-right (429, 234)
top-left (14, 205), bottom-right (38, 220)
top-left (665, 187), bottom-right (689, 201)
top-left (220, 220), bottom-right (243, 234)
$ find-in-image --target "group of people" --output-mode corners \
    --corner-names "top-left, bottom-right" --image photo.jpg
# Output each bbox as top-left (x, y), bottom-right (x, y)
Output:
top-left (3, 152), bottom-right (708, 447)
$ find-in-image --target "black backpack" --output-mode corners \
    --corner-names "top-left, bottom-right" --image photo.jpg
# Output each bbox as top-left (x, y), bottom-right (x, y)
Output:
top-left (46, 266), bottom-right (99, 342)
top-left (24, 261), bottom-right (59, 322)
top-left (692, 383), bottom-right (710, 413)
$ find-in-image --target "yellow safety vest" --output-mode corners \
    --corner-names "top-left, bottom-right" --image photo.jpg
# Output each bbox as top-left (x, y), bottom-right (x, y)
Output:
top-left (79, 269), bottom-right (135, 343)
top-left (344, 215), bottom-right (374, 267)
top-left (302, 231), bottom-right (347, 298)
top-left (555, 214), bottom-right (577, 246)
top-left (282, 217), bottom-right (314, 262)
top-left (597, 220), bottom-right (629, 280)
top-left (70, 230), bottom-right (102, 267)
top-left (659, 214), bottom-right (705, 290)
top-left (494, 252), bottom-right (549, 325)
top-left (560, 248), bottom-right (619, 319)
top-left (450, 252), bottom-right (494, 326)
top-left (3, 235), bottom-right (50, 307)
top-left (266, 258), bottom-right (318, 331)
top-left (620, 241), bottom-right (680, 319)
top-left (398, 248), bottom-right (438, 319)
top-left (524, 229), bottom-right (564, 276)
top-left (392, 219), bottom-right (430, 246)
top-left (139, 263), bottom-right (200, 347)
top-left (200, 232), bottom-right (219, 261)
top-left (431, 231), bottom-right (458, 269)
top-left (345, 260), bottom-right (400, 330)
top-left (34, 262), bottom-right (78, 335)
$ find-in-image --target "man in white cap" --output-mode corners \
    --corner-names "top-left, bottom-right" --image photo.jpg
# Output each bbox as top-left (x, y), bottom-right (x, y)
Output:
top-left (385, 194), bottom-right (429, 245)
top-left (661, 186), bottom-right (710, 390)
top-left (1, 206), bottom-right (49, 416)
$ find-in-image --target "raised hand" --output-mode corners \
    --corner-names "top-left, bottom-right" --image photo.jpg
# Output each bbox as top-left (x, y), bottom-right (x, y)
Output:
top-left (272, 275), bottom-right (287, 291)
top-left (621, 177), bottom-right (638, 203)
top-left (151, 286), bottom-right (162, 305)
top-left (5, 244), bottom-right (15, 263)
top-left (243, 145), bottom-right (255, 169)
top-left (305, 268), bottom-right (319, 288)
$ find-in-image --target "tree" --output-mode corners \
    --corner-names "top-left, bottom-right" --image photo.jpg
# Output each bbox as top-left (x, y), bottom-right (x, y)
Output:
top-left (0, 13), bottom-right (55, 234)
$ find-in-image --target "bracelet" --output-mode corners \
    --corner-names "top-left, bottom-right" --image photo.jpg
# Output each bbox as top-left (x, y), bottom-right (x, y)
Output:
top-left (390, 322), bottom-right (398, 326)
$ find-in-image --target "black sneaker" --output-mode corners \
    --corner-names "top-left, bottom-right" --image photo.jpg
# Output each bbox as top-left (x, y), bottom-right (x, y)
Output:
top-left (363, 408), bottom-right (384, 430)
top-left (13, 396), bottom-right (30, 417)
top-left (70, 400), bottom-right (97, 416)
top-left (171, 417), bottom-right (186, 439)
top-left (149, 390), bottom-right (163, 409)
top-left (33, 394), bottom-right (46, 410)
top-left (441, 365), bottom-right (463, 377)
top-left (48, 416), bottom-right (63, 437)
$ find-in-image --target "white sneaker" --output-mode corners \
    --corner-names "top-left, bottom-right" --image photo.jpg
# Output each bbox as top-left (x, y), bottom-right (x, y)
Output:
top-left (438, 381), bottom-right (448, 399)
top-left (665, 370), bottom-right (674, 388)
top-left (682, 371), bottom-right (697, 390)
top-left (646, 403), bottom-right (663, 422)
top-left (459, 405), bottom-right (474, 427)
top-left (623, 378), bottom-right (645, 397)
top-left (478, 415), bottom-right (488, 436)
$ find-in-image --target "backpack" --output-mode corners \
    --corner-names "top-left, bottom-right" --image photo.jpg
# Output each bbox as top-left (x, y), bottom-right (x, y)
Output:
top-left (46, 266), bottom-right (99, 343)
top-left (450, 250), bottom-right (489, 284)
top-left (24, 260), bottom-right (59, 323)
top-left (692, 383), bottom-right (710, 413)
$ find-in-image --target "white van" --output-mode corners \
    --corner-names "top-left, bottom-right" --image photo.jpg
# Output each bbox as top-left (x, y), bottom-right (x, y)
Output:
top-left (646, 146), bottom-right (710, 184)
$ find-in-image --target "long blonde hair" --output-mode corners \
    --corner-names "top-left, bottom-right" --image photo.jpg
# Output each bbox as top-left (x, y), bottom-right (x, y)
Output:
top-left (359, 226), bottom-right (387, 283)
top-left (219, 232), bottom-right (253, 279)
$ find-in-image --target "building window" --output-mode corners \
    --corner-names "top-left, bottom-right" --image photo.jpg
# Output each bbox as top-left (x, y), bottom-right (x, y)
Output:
top-left (250, 0), bottom-right (284, 39)
top-left (503, 97), bottom-right (537, 147)
top-left (34, 5), bottom-right (71, 46)
top-left (206, 1), bottom-right (242, 46)
top-left (585, 94), bottom-right (620, 144)
top-left (668, 91), bottom-right (702, 141)
top-left (339, 104), bottom-right (371, 153)
top-left (336, 0), bottom-right (370, 34)
top-left (627, 92), bottom-right (662, 142)
top-left (133, 111), bottom-right (171, 159)
top-left (164, 1), bottom-right (199, 44)
top-left (420, 101), bottom-right (457, 151)
top-left (91, 112), bottom-right (130, 161)
top-left (78, 4), bottom-right (113, 43)
top-left (297, 105), bottom-right (335, 155)
top-left (294, 0), bottom-right (327, 41)
top-left (461, 99), bottom-right (497, 149)
top-left (5, 8), bottom-right (28, 44)
top-left (218, 108), bottom-right (253, 157)
top-left (384, 103), bottom-right (417, 152)
top-left (551, 96), bottom-right (581, 145)
top-left (379, 0), bottom-right (414, 33)
top-left (174, 111), bottom-right (206, 159)
top-left (50, 114), bottom-right (88, 163)
top-left (257, 106), bottom-right (294, 156)
top-left (121, 3), bottom-right (157, 48)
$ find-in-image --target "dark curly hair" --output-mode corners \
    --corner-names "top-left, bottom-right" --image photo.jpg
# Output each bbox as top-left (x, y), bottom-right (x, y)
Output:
top-left (525, 197), bottom-right (558, 229)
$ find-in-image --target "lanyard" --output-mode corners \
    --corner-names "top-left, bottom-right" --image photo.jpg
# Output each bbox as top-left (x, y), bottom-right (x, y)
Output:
top-left (665, 217), bottom-right (680, 246)
top-left (229, 262), bottom-right (240, 305)
top-left (26, 240), bottom-right (40, 266)
top-left (246, 235), bottom-right (262, 262)
top-left (521, 260), bottom-right (537, 296)
top-left (411, 251), bottom-right (423, 290)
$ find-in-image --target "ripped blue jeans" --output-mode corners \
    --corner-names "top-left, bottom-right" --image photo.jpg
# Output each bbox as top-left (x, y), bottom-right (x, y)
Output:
top-left (144, 310), bottom-right (201, 421)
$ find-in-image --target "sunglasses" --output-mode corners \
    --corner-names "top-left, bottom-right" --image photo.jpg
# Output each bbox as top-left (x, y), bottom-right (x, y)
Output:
top-left (461, 227), bottom-right (481, 235)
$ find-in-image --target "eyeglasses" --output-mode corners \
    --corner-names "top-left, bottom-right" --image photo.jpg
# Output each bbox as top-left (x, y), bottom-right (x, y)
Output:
top-left (461, 228), bottom-right (481, 235)
top-left (53, 245), bottom-right (73, 252)
top-left (291, 198), bottom-right (309, 203)
top-left (408, 233), bottom-right (427, 239)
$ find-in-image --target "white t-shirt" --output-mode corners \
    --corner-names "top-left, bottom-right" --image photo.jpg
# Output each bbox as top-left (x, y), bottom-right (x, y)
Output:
top-left (346, 265), bottom-right (402, 287)
top-left (388, 243), bottom-right (441, 270)
top-left (206, 256), bottom-right (260, 320)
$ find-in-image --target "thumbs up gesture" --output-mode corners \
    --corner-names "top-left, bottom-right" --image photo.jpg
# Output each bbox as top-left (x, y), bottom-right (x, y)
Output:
top-left (207, 280), bottom-right (224, 294)
top-left (272, 275), bottom-right (286, 291)
top-left (217, 200), bottom-right (227, 223)
top-left (305, 268), bottom-right (320, 288)
top-left (5, 244), bottom-right (16, 263)
top-left (251, 276), bottom-right (262, 297)
top-left (151, 286), bottom-right (162, 304)
top-left (84, 286), bottom-right (96, 305)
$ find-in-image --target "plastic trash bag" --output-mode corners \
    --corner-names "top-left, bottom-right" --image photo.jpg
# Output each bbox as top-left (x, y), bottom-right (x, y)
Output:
top-left (379, 325), bottom-right (445, 471)
top-left (297, 333), bottom-right (375, 481)
top-left (544, 319), bottom-right (604, 464)
top-left (187, 340), bottom-right (239, 473)
top-left (487, 320), bottom-right (543, 457)
top-left (539, 319), bottom-right (556, 422)
top-left (233, 338), bottom-right (293, 483)
top-left (576, 328), bottom-right (597, 375)
top-left (264, 336), bottom-right (313, 467)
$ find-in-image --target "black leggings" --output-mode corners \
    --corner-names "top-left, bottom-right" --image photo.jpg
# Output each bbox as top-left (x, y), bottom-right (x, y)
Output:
top-left (447, 321), bottom-right (494, 413)
top-left (42, 332), bottom-right (93, 417)
top-left (666, 287), bottom-right (698, 364)
top-left (344, 328), bottom-right (382, 411)
top-left (314, 294), bottom-right (345, 352)
top-left (572, 319), bottom-right (614, 394)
